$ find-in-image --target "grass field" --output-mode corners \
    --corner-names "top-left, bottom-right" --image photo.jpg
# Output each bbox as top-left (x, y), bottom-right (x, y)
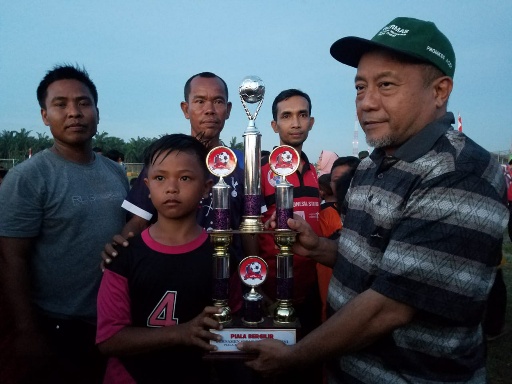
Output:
top-left (487, 234), bottom-right (512, 383)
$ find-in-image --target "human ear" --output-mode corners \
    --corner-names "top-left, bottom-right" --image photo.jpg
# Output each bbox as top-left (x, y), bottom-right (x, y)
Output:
top-left (203, 179), bottom-right (214, 198)
top-left (181, 101), bottom-right (190, 119)
top-left (271, 120), bottom-right (278, 133)
top-left (144, 178), bottom-right (151, 200)
top-left (225, 102), bottom-right (232, 119)
top-left (41, 109), bottom-right (50, 126)
top-left (433, 76), bottom-right (453, 108)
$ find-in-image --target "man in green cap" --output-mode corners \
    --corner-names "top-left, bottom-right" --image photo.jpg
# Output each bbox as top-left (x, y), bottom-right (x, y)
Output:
top-left (237, 17), bottom-right (509, 383)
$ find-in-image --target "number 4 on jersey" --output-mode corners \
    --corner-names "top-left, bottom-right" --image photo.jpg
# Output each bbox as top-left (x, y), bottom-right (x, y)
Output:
top-left (147, 290), bottom-right (178, 327)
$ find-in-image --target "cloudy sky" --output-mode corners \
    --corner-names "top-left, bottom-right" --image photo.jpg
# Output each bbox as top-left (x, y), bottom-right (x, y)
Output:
top-left (1, 0), bottom-right (511, 162)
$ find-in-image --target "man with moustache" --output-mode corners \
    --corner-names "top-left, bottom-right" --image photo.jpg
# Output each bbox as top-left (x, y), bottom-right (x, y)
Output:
top-left (237, 18), bottom-right (509, 383)
top-left (103, 72), bottom-right (246, 315)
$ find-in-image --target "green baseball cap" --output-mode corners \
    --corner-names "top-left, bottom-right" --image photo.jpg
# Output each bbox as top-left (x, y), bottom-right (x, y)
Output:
top-left (330, 17), bottom-right (455, 78)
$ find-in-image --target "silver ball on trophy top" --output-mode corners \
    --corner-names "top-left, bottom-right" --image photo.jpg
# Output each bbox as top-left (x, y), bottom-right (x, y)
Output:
top-left (239, 76), bottom-right (265, 104)
top-left (239, 76), bottom-right (265, 127)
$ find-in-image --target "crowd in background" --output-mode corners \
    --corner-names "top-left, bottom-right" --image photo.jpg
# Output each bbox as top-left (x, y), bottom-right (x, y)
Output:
top-left (1, 15), bottom-right (511, 384)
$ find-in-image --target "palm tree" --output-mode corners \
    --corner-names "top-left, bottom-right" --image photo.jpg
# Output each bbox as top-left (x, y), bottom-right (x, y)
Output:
top-left (92, 131), bottom-right (110, 151)
top-left (125, 137), bottom-right (155, 163)
top-left (102, 136), bottom-right (126, 154)
top-left (0, 129), bottom-right (33, 160)
top-left (229, 136), bottom-right (244, 152)
top-left (32, 132), bottom-right (53, 153)
top-left (0, 130), bottom-right (17, 159)
top-left (0, 128), bottom-right (159, 165)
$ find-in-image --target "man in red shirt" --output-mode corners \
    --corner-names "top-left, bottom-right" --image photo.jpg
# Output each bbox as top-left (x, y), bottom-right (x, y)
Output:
top-left (259, 89), bottom-right (322, 341)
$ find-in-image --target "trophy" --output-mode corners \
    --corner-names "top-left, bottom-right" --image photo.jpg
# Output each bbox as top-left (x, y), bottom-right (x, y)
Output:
top-left (207, 77), bottom-right (297, 357)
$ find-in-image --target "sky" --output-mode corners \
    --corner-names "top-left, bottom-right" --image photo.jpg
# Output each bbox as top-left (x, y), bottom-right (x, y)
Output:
top-left (1, 1), bottom-right (511, 163)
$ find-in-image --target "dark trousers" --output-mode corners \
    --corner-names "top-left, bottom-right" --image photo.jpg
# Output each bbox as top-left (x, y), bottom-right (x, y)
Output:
top-left (20, 316), bottom-right (106, 384)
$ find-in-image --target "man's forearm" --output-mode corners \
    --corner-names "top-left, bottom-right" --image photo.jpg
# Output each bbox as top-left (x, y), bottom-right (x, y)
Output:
top-left (288, 216), bottom-right (338, 267)
top-left (121, 215), bottom-right (149, 238)
top-left (290, 288), bottom-right (416, 366)
top-left (307, 236), bottom-right (339, 268)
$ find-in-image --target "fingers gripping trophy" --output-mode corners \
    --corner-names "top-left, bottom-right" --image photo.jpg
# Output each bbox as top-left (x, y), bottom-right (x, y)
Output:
top-left (207, 76), bottom-right (298, 356)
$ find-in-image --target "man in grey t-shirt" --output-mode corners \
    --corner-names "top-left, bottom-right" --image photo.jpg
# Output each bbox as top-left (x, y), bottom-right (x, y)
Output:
top-left (0, 64), bottom-right (129, 383)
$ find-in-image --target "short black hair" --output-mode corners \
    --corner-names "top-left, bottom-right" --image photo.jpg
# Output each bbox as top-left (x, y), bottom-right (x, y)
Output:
top-left (318, 173), bottom-right (333, 196)
top-left (331, 156), bottom-right (360, 175)
top-left (331, 156), bottom-right (360, 211)
top-left (272, 89), bottom-right (312, 121)
top-left (358, 150), bottom-right (369, 159)
top-left (36, 64), bottom-right (98, 109)
top-left (183, 72), bottom-right (228, 102)
top-left (143, 133), bottom-right (209, 178)
top-left (105, 149), bottom-right (124, 162)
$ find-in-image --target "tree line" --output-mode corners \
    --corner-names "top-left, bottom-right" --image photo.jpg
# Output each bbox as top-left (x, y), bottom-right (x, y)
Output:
top-left (0, 129), bottom-right (244, 168)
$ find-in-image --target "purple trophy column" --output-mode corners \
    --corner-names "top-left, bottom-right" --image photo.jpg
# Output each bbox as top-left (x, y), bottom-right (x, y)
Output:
top-left (275, 180), bottom-right (294, 301)
top-left (211, 177), bottom-right (231, 320)
top-left (212, 178), bottom-right (230, 230)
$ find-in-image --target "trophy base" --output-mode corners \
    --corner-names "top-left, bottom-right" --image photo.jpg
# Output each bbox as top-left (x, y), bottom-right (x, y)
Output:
top-left (204, 316), bottom-right (298, 360)
top-left (212, 304), bottom-right (232, 326)
top-left (239, 216), bottom-right (264, 233)
top-left (273, 303), bottom-right (296, 325)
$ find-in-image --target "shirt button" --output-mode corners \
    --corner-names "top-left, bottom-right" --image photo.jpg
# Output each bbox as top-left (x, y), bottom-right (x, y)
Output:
top-left (378, 173), bottom-right (384, 179)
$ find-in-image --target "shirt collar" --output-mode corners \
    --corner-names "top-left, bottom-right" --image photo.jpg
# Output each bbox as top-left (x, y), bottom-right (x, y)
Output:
top-left (299, 151), bottom-right (311, 174)
top-left (369, 112), bottom-right (455, 163)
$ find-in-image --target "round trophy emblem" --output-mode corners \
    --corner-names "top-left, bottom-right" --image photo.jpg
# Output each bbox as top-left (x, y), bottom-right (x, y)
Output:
top-left (206, 146), bottom-right (237, 177)
top-left (268, 145), bottom-right (300, 178)
top-left (239, 256), bottom-right (268, 288)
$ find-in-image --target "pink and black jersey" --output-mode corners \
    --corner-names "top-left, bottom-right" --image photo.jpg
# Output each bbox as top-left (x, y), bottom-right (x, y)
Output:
top-left (97, 228), bottom-right (213, 383)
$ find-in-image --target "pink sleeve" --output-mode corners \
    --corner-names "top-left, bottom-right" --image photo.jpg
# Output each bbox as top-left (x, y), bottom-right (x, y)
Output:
top-left (103, 358), bottom-right (136, 384)
top-left (96, 269), bottom-right (132, 344)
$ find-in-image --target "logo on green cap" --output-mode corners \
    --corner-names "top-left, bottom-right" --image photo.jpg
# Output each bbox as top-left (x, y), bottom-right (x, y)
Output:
top-left (372, 17), bottom-right (456, 78)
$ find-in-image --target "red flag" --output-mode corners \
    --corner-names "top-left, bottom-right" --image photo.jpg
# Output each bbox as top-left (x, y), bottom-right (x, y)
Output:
top-left (457, 113), bottom-right (463, 132)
